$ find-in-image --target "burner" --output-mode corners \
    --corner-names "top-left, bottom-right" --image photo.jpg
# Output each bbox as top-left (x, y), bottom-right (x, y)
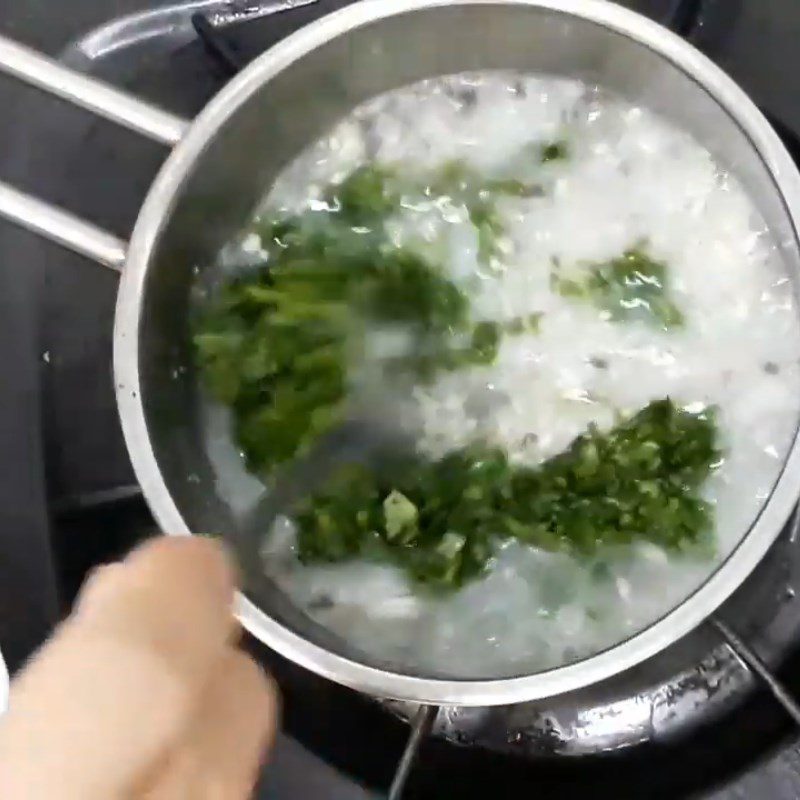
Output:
top-left (5, 1), bottom-right (800, 797)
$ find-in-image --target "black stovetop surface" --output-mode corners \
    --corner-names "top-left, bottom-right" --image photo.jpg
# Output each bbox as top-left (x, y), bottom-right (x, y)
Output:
top-left (6, 1), bottom-right (800, 797)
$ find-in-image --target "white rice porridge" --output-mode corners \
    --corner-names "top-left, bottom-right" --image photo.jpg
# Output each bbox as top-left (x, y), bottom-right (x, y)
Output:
top-left (204, 73), bottom-right (800, 678)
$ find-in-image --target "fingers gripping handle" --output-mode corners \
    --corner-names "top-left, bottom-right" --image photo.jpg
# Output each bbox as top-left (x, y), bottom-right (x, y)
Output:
top-left (0, 33), bottom-right (191, 269)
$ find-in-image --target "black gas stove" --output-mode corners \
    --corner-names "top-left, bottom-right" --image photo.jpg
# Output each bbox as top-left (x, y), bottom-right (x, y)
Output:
top-left (6, 1), bottom-right (800, 797)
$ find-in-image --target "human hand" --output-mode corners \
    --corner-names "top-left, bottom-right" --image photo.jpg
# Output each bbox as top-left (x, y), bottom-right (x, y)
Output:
top-left (0, 537), bottom-right (278, 799)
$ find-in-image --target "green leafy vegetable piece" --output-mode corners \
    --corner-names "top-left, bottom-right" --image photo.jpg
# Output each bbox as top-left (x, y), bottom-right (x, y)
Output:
top-left (552, 247), bottom-right (685, 329)
top-left (383, 490), bottom-right (419, 541)
top-left (327, 164), bottom-right (402, 225)
top-left (540, 140), bottom-right (569, 163)
top-left (425, 159), bottom-right (538, 264)
top-left (294, 398), bottom-right (720, 591)
top-left (503, 312), bottom-right (543, 336)
top-left (468, 321), bottom-right (502, 364)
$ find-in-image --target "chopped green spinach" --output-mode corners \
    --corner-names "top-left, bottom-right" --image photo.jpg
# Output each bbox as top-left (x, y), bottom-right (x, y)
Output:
top-left (328, 164), bottom-right (402, 224)
top-left (194, 163), bottom-right (529, 477)
top-left (503, 311), bottom-right (543, 336)
top-left (425, 159), bottom-right (538, 264)
top-left (295, 398), bottom-right (720, 590)
top-left (552, 247), bottom-right (685, 329)
top-left (194, 153), bottom-right (716, 596)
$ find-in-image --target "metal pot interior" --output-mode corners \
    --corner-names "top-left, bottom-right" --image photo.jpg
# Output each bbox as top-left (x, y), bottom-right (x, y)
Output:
top-left (127, 1), bottom-right (800, 689)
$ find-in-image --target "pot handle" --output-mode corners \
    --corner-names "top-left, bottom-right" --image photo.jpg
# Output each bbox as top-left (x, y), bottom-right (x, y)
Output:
top-left (0, 34), bottom-right (191, 270)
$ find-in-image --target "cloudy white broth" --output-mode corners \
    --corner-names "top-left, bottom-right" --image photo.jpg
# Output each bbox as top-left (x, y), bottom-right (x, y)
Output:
top-left (195, 73), bottom-right (800, 678)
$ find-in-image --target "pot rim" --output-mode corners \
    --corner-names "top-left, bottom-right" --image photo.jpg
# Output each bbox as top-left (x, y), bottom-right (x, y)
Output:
top-left (114, 0), bottom-right (800, 706)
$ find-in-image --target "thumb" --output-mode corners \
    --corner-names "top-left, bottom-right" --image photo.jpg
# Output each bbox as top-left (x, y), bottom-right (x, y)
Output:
top-left (0, 537), bottom-right (237, 800)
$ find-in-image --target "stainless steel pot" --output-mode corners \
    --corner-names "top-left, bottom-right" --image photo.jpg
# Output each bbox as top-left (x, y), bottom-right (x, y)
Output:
top-left (2, 0), bottom-right (800, 707)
